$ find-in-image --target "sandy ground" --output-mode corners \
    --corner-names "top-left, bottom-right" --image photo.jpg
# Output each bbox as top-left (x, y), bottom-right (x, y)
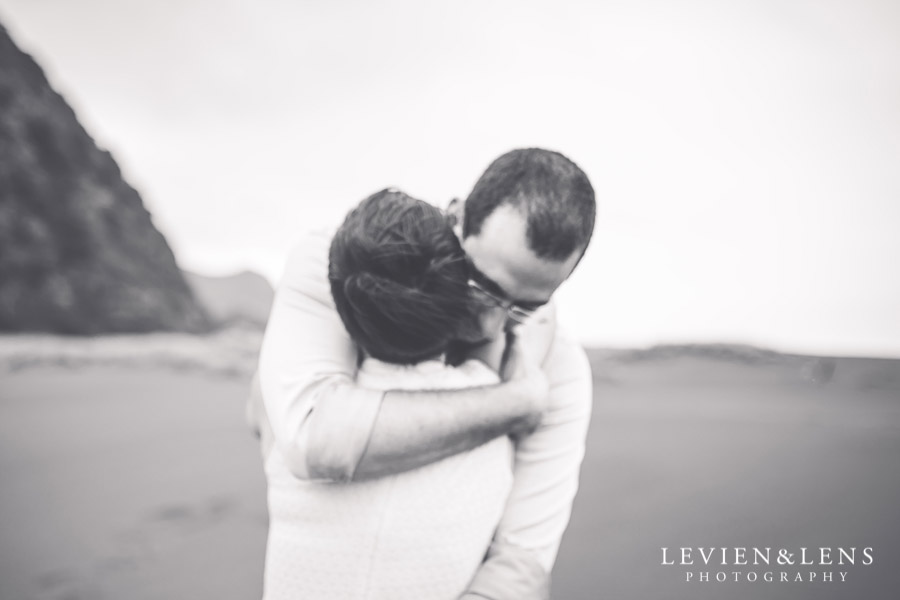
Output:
top-left (1, 344), bottom-right (899, 599)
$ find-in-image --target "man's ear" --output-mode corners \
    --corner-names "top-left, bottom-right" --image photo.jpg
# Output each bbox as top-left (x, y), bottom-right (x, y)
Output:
top-left (446, 197), bottom-right (464, 236)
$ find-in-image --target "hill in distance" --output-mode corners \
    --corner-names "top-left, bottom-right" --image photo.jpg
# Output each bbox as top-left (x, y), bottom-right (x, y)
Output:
top-left (184, 270), bottom-right (274, 329)
top-left (585, 343), bottom-right (900, 391)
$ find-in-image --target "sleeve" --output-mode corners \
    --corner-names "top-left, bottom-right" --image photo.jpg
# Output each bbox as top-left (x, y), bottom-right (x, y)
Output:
top-left (465, 330), bottom-right (593, 599)
top-left (462, 542), bottom-right (551, 600)
top-left (257, 230), bottom-right (384, 481)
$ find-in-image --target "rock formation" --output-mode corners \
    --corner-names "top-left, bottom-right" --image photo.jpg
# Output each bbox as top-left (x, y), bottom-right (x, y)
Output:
top-left (0, 23), bottom-right (210, 334)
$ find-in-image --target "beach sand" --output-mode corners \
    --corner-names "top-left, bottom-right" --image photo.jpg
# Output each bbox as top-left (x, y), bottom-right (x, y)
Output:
top-left (1, 344), bottom-right (898, 599)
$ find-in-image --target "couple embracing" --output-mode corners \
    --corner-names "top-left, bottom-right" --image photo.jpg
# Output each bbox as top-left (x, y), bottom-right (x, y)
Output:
top-left (249, 148), bottom-right (596, 599)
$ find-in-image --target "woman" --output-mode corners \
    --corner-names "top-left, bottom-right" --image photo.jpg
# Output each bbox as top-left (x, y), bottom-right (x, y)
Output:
top-left (261, 189), bottom-right (515, 600)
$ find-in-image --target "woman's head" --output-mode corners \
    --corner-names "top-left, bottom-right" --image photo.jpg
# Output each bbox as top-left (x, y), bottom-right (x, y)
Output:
top-left (329, 189), bottom-right (479, 365)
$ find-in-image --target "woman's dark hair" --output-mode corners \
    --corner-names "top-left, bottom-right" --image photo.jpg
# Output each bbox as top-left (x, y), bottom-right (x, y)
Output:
top-left (329, 189), bottom-right (478, 365)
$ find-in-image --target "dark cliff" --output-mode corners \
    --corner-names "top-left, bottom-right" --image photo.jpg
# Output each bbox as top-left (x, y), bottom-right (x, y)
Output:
top-left (0, 24), bottom-right (210, 334)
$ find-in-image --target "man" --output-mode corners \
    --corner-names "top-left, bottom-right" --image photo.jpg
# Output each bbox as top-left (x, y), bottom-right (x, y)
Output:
top-left (253, 148), bottom-right (596, 599)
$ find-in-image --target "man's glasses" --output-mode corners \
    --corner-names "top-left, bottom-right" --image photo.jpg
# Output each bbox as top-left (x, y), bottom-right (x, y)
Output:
top-left (467, 278), bottom-right (543, 323)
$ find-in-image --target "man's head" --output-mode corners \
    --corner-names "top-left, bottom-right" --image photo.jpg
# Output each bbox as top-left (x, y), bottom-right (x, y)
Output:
top-left (329, 189), bottom-right (480, 365)
top-left (454, 148), bottom-right (596, 340)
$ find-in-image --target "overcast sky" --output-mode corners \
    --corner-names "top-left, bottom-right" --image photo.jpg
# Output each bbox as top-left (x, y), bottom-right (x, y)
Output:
top-left (1, 0), bottom-right (898, 356)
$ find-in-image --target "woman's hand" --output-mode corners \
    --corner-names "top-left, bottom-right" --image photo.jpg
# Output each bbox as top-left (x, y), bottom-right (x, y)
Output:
top-left (513, 301), bottom-right (557, 367)
top-left (499, 331), bottom-right (550, 438)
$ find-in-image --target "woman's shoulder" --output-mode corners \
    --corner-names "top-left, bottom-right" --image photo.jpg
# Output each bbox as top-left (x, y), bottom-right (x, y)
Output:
top-left (358, 358), bottom-right (499, 391)
top-left (449, 359), bottom-right (501, 387)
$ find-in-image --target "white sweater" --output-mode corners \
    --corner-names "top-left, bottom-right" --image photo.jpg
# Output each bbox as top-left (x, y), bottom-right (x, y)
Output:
top-left (262, 358), bottom-right (514, 600)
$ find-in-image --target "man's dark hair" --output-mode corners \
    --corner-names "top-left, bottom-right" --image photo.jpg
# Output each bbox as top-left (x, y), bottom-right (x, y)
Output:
top-left (463, 148), bottom-right (596, 261)
top-left (329, 189), bottom-right (478, 365)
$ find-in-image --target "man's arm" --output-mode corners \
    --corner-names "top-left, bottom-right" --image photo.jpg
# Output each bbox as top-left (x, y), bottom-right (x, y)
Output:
top-left (257, 231), bottom-right (547, 481)
top-left (463, 331), bottom-right (593, 599)
top-left (349, 375), bottom-right (544, 480)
